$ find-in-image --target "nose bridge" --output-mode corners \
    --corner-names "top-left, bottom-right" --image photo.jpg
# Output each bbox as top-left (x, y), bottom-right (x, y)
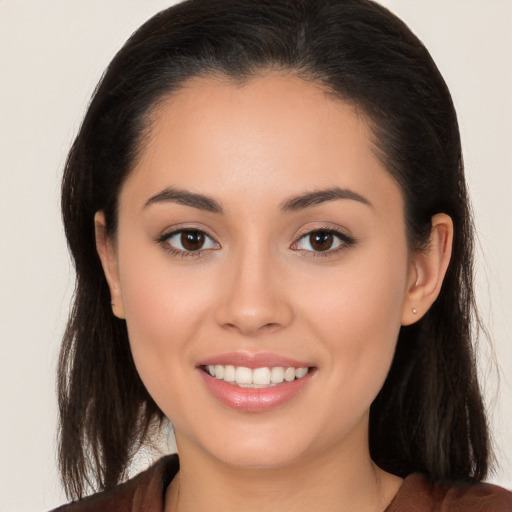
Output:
top-left (215, 238), bottom-right (292, 334)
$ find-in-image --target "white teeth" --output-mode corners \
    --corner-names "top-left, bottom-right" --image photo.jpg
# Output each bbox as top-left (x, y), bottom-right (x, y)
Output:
top-left (235, 366), bottom-right (253, 385)
top-left (214, 364), bottom-right (224, 380)
top-left (223, 364), bottom-right (236, 382)
top-left (206, 365), bottom-right (310, 387)
top-left (270, 367), bottom-right (285, 384)
top-left (284, 367), bottom-right (296, 382)
top-left (252, 367), bottom-right (271, 385)
top-left (295, 367), bottom-right (308, 379)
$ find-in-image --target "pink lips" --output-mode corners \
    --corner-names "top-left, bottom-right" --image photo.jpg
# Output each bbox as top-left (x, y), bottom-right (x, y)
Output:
top-left (197, 352), bottom-right (315, 412)
top-left (198, 352), bottom-right (312, 369)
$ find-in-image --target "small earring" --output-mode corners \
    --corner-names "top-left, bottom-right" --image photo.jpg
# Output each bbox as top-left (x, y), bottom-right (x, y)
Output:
top-left (412, 308), bottom-right (418, 315)
top-left (111, 301), bottom-right (116, 307)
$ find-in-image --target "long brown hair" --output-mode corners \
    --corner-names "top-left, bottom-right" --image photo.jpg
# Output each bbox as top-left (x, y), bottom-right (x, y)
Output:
top-left (59, 0), bottom-right (489, 499)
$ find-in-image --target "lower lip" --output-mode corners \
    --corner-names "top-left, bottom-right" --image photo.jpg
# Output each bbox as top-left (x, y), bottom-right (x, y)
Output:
top-left (198, 369), bottom-right (315, 412)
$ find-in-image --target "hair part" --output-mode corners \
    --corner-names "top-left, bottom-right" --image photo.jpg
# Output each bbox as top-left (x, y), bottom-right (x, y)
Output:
top-left (59, 0), bottom-right (489, 499)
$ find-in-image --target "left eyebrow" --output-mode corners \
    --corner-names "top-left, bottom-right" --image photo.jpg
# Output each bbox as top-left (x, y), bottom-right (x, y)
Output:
top-left (280, 187), bottom-right (373, 212)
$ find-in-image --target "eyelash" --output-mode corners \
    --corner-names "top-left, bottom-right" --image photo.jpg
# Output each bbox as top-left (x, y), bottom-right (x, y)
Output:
top-left (156, 227), bottom-right (355, 258)
top-left (291, 227), bottom-right (355, 258)
top-left (157, 229), bottom-right (219, 258)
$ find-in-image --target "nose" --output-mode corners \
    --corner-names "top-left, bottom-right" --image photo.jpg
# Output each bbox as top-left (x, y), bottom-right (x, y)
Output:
top-left (214, 245), bottom-right (294, 336)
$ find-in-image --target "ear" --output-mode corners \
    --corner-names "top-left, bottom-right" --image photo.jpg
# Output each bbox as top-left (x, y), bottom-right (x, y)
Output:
top-left (401, 213), bottom-right (453, 326)
top-left (94, 211), bottom-right (125, 319)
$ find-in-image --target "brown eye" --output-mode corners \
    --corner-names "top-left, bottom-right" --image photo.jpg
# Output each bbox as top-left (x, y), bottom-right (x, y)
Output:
top-left (293, 229), bottom-right (353, 254)
top-left (162, 229), bottom-right (219, 254)
top-left (181, 230), bottom-right (205, 251)
top-left (309, 231), bottom-right (334, 251)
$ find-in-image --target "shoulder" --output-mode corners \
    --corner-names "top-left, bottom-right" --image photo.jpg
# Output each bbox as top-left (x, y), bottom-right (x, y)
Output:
top-left (49, 454), bottom-right (179, 512)
top-left (387, 473), bottom-right (512, 512)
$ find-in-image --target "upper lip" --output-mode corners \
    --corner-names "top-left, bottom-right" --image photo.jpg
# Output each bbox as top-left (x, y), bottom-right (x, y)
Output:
top-left (197, 351), bottom-right (314, 369)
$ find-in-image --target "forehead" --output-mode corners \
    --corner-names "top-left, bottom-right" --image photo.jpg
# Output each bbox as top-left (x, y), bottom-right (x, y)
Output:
top-left (123, 73), bottom-right (402, 215)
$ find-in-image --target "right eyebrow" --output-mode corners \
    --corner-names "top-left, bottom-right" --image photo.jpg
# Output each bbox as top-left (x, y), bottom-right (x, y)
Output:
top-left (143, 187), bottom-right (223, 214)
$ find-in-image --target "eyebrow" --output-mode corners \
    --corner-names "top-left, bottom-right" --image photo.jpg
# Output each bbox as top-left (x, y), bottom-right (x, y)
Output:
top-left (143, 187), bottom-right (223, 213)
top-left (143, 186), bottom-right (371, 214)
top-left (280, 187), bottom-right (373, 212)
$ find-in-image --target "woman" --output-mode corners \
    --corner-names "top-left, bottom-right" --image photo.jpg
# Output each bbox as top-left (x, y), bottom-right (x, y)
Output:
top-left (53, 0), bottom-right (512, 510)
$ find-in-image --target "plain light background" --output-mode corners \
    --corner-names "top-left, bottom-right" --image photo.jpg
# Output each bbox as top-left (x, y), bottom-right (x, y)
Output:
top-left (0, 1), bottom-right (510, 510)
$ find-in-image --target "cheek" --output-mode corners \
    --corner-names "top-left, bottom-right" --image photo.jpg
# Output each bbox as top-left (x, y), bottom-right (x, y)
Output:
top-left (117, 231), bottom-right (215, 341)
top-left (115, 241), bottom-right (215, 407)
top-left (301, 243), bottom-right (409, 400)
top-left (305, 245), bottom-right (407, 327)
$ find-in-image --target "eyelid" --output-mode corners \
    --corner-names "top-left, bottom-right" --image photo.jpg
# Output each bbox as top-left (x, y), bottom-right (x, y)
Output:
top-left (155, 222), bottom-right (220, 243)
top-left (156, 226), bottom-right (221, 257)
top-left (290, 225), bottom-right (356, 255)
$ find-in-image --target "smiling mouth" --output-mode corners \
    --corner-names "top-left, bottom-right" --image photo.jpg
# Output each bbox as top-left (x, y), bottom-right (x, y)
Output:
top-left (203, 365), bottom-right (312, 388)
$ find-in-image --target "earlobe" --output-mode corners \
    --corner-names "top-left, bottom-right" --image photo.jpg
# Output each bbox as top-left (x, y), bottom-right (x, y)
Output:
top-left (94, 211), bottom-right (125, 319)
top-left (401, 213), bottom-right (453, 326)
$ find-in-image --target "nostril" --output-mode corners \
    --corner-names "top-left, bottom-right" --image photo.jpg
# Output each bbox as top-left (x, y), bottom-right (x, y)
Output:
top-left (261, 322), bottom-right (280, 331)
top-left (220, 320), bottom-right (283, 335)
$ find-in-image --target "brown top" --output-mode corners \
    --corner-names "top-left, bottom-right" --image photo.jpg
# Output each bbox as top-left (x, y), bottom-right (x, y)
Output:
top-left (51, 455), bottom-right (512, 512)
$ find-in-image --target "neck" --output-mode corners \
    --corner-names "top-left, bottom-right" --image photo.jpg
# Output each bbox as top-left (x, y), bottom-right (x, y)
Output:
top-left (165, 426), bottom-right (402, 512)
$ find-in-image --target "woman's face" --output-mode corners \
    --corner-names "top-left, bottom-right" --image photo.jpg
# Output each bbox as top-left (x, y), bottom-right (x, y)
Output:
top-left (100, 74), bottom-right (418, 469)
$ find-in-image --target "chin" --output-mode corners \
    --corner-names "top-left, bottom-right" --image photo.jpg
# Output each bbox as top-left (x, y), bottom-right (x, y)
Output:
top-left (181, 426), bottom-right (312, 470)
top-left (213, 444), bottom-right (306, 470)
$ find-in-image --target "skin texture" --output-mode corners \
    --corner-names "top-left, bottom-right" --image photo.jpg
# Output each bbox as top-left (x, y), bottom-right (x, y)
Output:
top-left (96, 74), bottom-right (453, 512)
